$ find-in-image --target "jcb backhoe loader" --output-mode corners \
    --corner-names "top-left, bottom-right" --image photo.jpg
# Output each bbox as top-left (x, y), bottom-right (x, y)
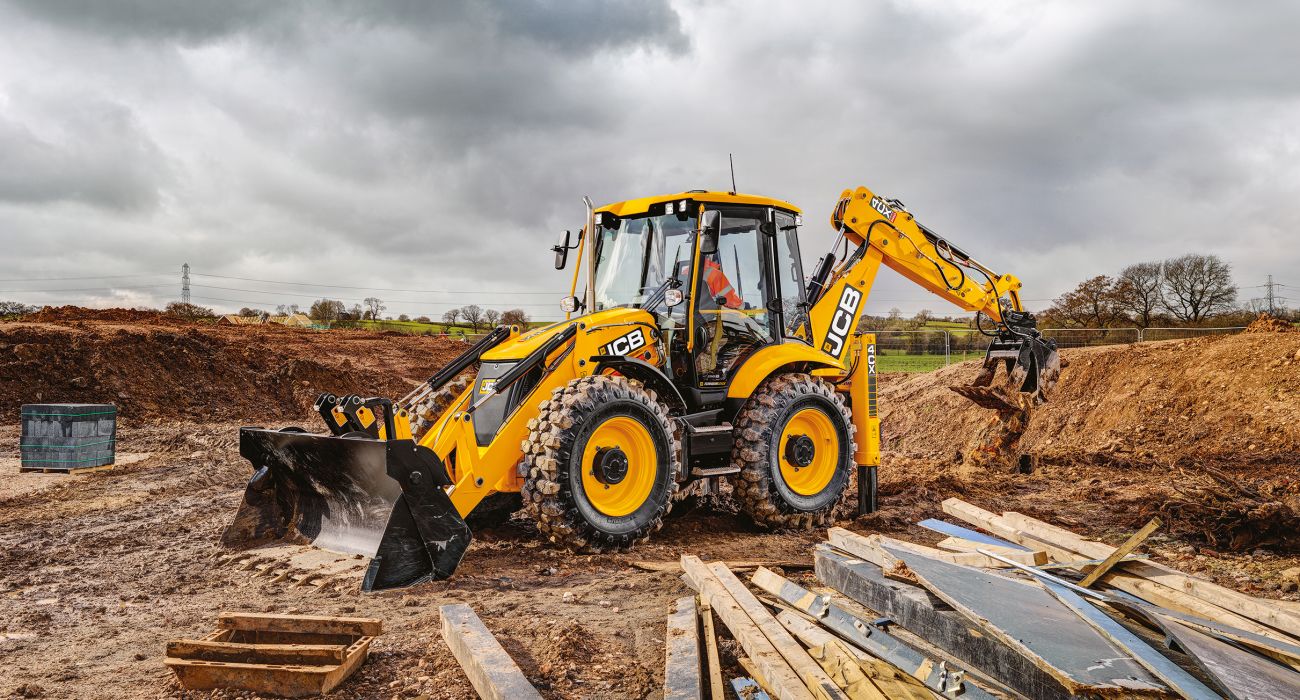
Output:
top-left (223, 185), bottom-right (1060, 591)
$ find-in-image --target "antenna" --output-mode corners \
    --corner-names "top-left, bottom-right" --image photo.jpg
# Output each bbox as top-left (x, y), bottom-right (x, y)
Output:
top-left (181, 262), bottom-right (191, 304)
top-left (728, 153), bottom-right (737, 194)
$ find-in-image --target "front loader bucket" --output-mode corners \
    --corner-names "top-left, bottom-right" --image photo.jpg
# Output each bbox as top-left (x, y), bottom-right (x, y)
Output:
top-left (951, 335), bottom-right (1061, 412)
top-left (222, 427), bottom-right (471, 591)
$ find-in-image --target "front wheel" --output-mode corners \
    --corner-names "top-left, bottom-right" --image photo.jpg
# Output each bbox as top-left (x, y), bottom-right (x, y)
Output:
top-left (729, 373), bottom-right (855, 529)
top-left (520, 375), bottom-right (680, 551)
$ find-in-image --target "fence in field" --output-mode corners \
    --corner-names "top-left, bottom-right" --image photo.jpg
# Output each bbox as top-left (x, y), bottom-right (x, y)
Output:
top-left (869, 325), bottom-right (1245, 372)
top-left (458, 325), bottom-right (1249, 373)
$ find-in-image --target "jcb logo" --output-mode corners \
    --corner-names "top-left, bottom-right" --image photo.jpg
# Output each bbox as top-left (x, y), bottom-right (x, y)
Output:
top-left (602, 328), bottom-right (647, 356)
top-left (478, 379), bottom-right (497, 394)
top-left (869, 196), bottom-right (898, 222)
top-left (821, 285), bottom-right (862, 358)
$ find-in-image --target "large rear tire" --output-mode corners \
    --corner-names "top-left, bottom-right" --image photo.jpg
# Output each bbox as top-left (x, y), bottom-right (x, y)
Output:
top-left (520, 375), bottom-right (680, 551)
top-left (729, 373), bottom-right (854, 529)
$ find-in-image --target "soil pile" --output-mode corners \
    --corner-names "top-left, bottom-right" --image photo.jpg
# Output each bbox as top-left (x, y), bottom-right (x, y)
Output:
top-left (0, 316), bottom-right (469, 421)
top-left (879, 331), bottom-right (1300, 550)
top-left (1244, 313), bottom-right (1296, 333)
top-left (26, 306), bottom-right (177, 324)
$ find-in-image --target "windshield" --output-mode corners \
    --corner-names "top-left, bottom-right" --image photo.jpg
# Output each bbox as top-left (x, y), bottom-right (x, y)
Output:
top-left (593, 211), bottom-right (696, 311)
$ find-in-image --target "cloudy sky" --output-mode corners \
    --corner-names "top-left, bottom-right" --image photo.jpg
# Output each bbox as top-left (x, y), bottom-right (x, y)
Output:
top-left (1, 0), bottom-right (1297, 320)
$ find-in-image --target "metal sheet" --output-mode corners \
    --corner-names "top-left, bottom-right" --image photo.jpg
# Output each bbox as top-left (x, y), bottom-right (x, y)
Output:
top-left (883, 545), bottom-right (1166, 695)
top-left (1158, 616), bottom-right (1300, 700)
top-left (917, 519), bottom-right (1030, 551)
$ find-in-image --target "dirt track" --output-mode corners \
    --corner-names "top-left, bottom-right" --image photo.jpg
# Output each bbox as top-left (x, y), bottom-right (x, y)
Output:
top-left (2, 314), bottom-right (1298, 699)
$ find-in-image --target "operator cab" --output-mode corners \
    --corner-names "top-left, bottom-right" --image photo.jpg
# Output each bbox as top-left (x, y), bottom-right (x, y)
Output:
top-left (568, 191), bottom-right (809, 410)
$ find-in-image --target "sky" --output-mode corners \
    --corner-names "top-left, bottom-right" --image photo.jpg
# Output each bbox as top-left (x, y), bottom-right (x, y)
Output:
top-left (1, 0), bottom-right (1298, 320)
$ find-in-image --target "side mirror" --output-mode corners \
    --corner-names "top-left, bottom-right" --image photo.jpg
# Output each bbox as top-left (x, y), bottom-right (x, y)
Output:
top-left (699, 210), bottom-right (721, 255)
top-left (553, 230), bottom-right (573, 270)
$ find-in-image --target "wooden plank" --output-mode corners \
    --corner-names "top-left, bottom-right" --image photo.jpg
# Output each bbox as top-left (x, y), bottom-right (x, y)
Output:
top-left (218, 612), bottom-right (382, 637)
top-left (166, 639), bottom-right (345, 665)
top-left (1078, 517), bottom-right (1161, 587)
top-left (438, 604), bottom-right (541, 700)
top-left (1040, 581), bottom-right (1218, 699)
top-left (681, 555), bottom-right (816, 700)
top-left (933, 536), bottom-right (1047, 564)
top-left (829, 528), bottom-right (1041, 569)
top-left (631, 559), bottom-right (813, 573)
top-left (756, 563), bottom-right (998, 700)
top-left (941, 498), bottom-right (1300, 648)
top-left (705, 561), bottom-right (848, 700)
top-left (665, 596), bottom-right (704, 700)
top-left (700, 600), bottom-right (725, 700)
top-left (805, 640), bottom-right (891, 700)
top-left (917, 518), bottom-right (1030, 550)
top-left (881, 544), bottom-right (1165, 696)
top-left (776, 612), bottom-right (930, 700)
top-left (1002, 510), bottom-right (1300, 639)
top-left (164, 638), bottom-right (372, 697)
top-left (1155, 615), bottom-right (1300, 700)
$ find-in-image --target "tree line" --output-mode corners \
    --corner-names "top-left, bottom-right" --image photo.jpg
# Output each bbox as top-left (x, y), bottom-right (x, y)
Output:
top-left (1040, 253), bottom-right (1264, 329)
top-left (306, 298), bottom-right (529, 332)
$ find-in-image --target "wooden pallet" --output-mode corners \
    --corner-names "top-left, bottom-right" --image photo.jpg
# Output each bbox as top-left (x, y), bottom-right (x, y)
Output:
top-left (18, 464), bottom-right (114, 474)
top-left (165, 612), bottom-right (382, 697)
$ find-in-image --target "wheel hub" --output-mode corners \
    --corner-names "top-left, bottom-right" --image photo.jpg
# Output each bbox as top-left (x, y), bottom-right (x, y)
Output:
top-left (785, 434), bottom-right (816, 468)
top-left (592, 447), bottom-right (629, 485)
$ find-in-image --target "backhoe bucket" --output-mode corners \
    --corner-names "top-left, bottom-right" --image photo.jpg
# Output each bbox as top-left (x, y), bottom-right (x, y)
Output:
top-left (222, 427), bottom-right (471, 591)
top-left (951, 334), bottom-right (1060, 411)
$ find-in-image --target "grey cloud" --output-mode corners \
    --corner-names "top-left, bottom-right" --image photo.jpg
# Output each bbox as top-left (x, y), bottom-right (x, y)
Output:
top-left (0, 96), bottom-right (168, 211)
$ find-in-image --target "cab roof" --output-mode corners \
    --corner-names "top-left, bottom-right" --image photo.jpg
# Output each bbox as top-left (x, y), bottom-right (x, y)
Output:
top-left (596, 190), bottom-right (801, 217)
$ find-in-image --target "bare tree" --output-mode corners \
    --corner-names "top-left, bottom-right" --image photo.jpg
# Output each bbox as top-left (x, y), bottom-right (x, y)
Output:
top-left (165, 302), bottom-right (215, 319)
top-left (288, 303), bottom-right (300, 315)
top-left (1162, 254), bottom-right (1237, 323)
top-left (442, 308), bottom-right (460, 325)
top-left (461, 304), bottom-right (484, 332)
top-left (500, 308), bottom-right (529, 326)
top-left (1114, 262), bottom-right (1164, 328)
top-left (363, 297), bottom-right (386, 321)
top-left (484, 309), bottom-right (502, 327)
top-left (1043, 275), bottom-right (1127, 328)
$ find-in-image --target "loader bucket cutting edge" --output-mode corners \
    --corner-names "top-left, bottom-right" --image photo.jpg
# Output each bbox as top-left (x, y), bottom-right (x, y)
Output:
top-left (222, 427), bottom-right (471, 592)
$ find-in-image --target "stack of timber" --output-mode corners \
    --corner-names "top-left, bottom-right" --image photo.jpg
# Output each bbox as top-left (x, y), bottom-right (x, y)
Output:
top-left (671, 554), bottom-right (953, 699)
top-left (804, 498), bottom-right (1300, 699)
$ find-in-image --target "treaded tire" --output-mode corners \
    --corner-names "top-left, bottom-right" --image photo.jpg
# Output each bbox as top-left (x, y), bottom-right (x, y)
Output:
top-left (410, 372), bottom-right (475, 438)
top-left (729, 372), bottom-right (855, 530)
top-left (519, 375), bottom-right (680, 552)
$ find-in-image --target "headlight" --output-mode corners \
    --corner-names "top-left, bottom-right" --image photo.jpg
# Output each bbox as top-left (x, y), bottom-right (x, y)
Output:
top-left (560, 296), bottom-right (579, 313)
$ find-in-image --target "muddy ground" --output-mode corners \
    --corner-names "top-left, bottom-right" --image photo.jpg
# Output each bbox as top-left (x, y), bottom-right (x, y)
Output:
top-left (2, 314), bottom-right (1298, 699)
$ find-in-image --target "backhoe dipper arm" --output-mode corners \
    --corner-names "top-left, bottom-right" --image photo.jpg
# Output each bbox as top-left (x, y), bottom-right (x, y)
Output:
top-left (810, 186), bottom-right (1025, 335)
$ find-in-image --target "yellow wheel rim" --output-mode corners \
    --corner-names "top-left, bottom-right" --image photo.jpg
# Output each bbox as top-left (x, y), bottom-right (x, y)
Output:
top-left (778, 407), bottom-right (839, 496)
top-left (580, 415), bottom-right (658, 517)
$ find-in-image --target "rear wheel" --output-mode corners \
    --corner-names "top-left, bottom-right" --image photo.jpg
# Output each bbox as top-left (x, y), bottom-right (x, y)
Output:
top-left (520, 375), bottom-right (680, 551)
top-left (729, 373), bottom-right (854, 529)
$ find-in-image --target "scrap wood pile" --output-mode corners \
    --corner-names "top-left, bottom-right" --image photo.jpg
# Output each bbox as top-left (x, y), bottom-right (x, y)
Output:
top-left (668, 497), bottom-right (1300, 699)
top-left (1147, 465), bottom-right (1300, 552)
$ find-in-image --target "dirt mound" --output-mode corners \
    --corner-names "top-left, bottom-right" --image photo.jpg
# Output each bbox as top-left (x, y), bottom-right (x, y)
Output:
top-left (1244, 312), bottom-right (1296, 333)
top-left (879, 331), bottom-right (1300, 551)
top-left (0, 320), bottom-right (469, 421)
top-left (26, 305), bottom-right (176, 324)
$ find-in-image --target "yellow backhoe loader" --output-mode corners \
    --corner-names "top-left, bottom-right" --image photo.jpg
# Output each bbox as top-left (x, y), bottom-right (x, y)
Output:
top-left (223, 185), bottom-right (1059, 590)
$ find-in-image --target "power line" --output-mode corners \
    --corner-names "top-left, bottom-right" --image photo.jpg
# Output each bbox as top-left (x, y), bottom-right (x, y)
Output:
top-left (189, 284), bottom-right (556, 307)
top-left (191, 272), bottom-right (554, 295)
top-left (0, 273), bottom-right (167, 282)
top-left (0, 284), bottom-right (174, 293)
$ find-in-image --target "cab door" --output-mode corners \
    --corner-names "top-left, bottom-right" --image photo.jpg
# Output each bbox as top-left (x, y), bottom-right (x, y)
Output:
top-left (689, 207), bottom-right (778, 389)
